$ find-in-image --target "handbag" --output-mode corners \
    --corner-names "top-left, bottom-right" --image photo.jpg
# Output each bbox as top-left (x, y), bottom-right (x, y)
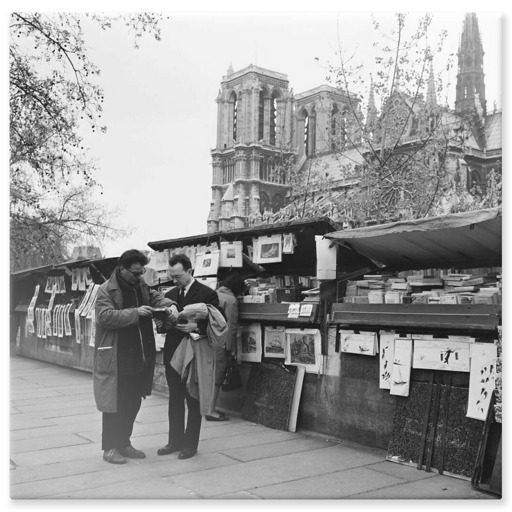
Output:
top-left (221, 358), bottom-right (243, 392)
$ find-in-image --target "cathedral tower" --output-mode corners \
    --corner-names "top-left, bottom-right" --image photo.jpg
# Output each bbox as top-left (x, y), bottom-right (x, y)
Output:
top-left (208, 64), bottom-right (295, 232)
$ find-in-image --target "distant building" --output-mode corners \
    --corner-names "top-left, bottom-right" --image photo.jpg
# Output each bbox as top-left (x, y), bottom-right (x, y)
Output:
top-left (206, 13), bottom-right (501, 232)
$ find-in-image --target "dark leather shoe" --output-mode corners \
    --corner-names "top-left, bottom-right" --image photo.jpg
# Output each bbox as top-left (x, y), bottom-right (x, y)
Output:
top-left (178, 449), bottom-right (197, 460)
top-left (103, 448), bottom-right (127, 464)
top-left (157, 444), bottom-right (182, 456)
top-left (119, 444), bottom-right (146, 459)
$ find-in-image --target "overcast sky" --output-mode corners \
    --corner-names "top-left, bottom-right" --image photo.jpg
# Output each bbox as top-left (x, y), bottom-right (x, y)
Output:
top-left (4, 1), bottom-right (506, 260)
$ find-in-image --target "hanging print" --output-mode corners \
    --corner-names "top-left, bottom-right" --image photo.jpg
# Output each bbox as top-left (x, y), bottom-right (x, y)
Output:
top-left (285, 328), bottom-right (322, 374)
top-left (238, 323), bottom-right (262, 363)
top-left (263, 326), bottom-right (286, 359)
top-left (467, 342), bottom-right (497, 420)
top-left (413, 339), bottom-right (470, 372)
top-left (390, 339), bottom-right (413, 397)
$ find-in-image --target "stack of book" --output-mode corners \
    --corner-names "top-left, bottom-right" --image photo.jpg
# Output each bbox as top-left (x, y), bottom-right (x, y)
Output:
top-left (342, 269), bottom-right (502, 305)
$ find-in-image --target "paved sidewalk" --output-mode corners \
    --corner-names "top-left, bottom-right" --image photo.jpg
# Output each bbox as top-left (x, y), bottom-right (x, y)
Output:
top-left (9, 355), bottom-right (493, 500)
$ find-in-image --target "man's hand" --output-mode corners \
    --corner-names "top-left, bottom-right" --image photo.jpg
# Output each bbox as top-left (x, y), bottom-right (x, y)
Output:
top-left (166, 305), bottom-right (179, 322)
top-left (137, 305), bottom-right (153, 317)
top-left (175, 321), bottom-right (198, 334)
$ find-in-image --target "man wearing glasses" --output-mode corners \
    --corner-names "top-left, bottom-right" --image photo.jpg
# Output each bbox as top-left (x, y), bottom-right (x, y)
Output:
top-left (94, 249), bottom-right (179, 464)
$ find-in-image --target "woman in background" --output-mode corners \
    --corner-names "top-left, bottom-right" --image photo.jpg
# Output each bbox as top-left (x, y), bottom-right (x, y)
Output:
top-left (206, 273), bottom-right (246, 421)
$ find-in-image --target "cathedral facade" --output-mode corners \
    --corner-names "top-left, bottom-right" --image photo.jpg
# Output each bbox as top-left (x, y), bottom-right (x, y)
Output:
top-left (206, 13), bottom-right (501, 233)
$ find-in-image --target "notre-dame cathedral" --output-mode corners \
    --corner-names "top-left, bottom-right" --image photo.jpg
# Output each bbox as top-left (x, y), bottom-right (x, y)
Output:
top-left (206, 13), bottom-right (501, 233)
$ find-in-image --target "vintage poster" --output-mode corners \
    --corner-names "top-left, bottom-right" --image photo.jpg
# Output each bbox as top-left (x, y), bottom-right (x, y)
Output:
top-left (340, 330), bottom-right (378, 356)
top-left (71, 269), bottom-right (78, 291)
top-left (315, 235), bottom-right (337, 280)
top-left (287, 303), bottom-right (300, 318)
top-left (194, 250), bottom-right (220, 277)
top-left (219, 241), bottom-right (243, 268)
top-left (413, 339), bottom-right (470, 372)
top-left (239, 323), bottom-right (262, 363)
top-left (58, 304), bottom-right (64, 338)
top-left (467, 342), bottom-right (497, 420)
top-left (282, 233), bottom-right (296, 254)
top-left (253, 235), bottom-right (282, 264)
top-left (380, 333), bottom-right (412, 389)
top-left (52, 305), bottom-right (59, 336)
top-left (263, 326), bottom-right (286, 359)
top-left (285, 328), bottom-right (322, 374)
top-left (379, 331), bottom-right (395, 389)
top-left (26, 284), bottom-right (40, 335)
top-left (64, 304), bottom-right (72, 336)
top-left (390, 339), bottom-right (413, 397)
top-left (77, 267), bottom-right (86, 291)
top-left (84, 266), bottom-right (93, 286)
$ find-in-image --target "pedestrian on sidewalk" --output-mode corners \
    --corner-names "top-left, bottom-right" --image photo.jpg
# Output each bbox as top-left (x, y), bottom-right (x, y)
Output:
top-left (93, 249), bottom-right (179, 465)
top-left (157, 253), bottom-right (219, 460)
top-left (206, 272), bottom-right (246, 422)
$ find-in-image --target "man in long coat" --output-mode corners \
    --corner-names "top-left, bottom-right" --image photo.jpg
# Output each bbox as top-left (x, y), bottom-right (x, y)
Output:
top-left (93, 249), bottom-right (178, 464)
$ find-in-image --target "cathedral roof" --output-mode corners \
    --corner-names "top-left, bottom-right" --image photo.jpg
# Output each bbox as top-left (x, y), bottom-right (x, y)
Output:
top-left (484, 111), bottom-right (502, 152)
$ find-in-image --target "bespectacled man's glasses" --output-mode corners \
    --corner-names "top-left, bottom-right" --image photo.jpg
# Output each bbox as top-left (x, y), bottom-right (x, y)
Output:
top-left (125, 267), bottom-right (146, 277)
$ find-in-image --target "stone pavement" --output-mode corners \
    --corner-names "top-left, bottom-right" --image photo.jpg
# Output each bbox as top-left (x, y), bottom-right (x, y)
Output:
top-left (9, 355), bottom-right (494, 500)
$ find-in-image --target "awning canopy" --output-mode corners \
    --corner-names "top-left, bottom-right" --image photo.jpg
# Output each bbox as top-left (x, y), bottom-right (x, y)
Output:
top-left (325, 207), bottom-right (502, 271)
top-left (147, 216), bottom-right (341, 251)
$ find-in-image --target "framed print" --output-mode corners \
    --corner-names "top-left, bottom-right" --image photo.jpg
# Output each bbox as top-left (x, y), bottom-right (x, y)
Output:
top-left (253, 235), bottom-right (282, 264)
top-left (467, 342), bottom-right (497, 420)
top-left (194, 250), bottom-right (220, 277)
top-left (379, 332), bottom-right (412, 389)
top-left (64, 304), bottom-right (72, 336)
top-left (339, 330), bottom-right (378, 356)
top-left (390, 338), bottom-right (413, 397)
top-left (239, 323), bottom-right (262, 363)
top-left (263, 326), bottom-right (286, 359)
top-left (282, 233), bottom-right (295, 254)
top-left (285, 328), bottom-right (322, 374)
top-left (219, 241), bottom-right (243, 268)
top-left (71, 269), bottom-right (78, 291)
top-left (412, 338), bottom-right (470, 372)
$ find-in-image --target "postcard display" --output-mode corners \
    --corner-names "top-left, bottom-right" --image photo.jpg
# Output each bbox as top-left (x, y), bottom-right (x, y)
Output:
top-left (29, 266), bottom-right (100, 348)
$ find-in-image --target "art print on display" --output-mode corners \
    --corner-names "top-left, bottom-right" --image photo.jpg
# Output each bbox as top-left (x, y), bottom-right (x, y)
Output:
top-left (194, 250), bottom-right (220, 277)
top-left (253, 235), bottom-right (282, 264)
top-left (263, 326), bottom-right (286, 359)
top-left (282, 233), bottom-right (295, 254)
top-left (379, 331), bottom-right (395, 389)
top-left (64, 304), bottom-right (72, 336)
top-left (412, 339), bottom-right (470, 372)
top-left (390, 339), bottom-right (413, 397)
top-left (285, 329), bottom-right (322, 374)
top-left (239, 323), bottom-right (262, 363)
top-left (219, 241), bottom-right (243, 268)
top-left (467, 342), bottom-right (497, 420)
top-left (339, 330), bottom-right (378, 356)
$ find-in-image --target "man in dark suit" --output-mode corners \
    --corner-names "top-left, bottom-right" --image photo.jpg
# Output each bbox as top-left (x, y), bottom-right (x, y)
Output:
top-left (157, 253), bottom-right (219, 460)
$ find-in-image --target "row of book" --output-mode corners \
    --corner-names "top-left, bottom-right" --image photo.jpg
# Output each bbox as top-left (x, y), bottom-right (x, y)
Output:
top-left (344, 269), bottom-right (502, 305)
top-left (243, 275), bottom-right (319, 304)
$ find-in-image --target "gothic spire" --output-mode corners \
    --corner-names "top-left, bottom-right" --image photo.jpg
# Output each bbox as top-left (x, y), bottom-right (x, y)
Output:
top-left (455, 13), bottom-right (486, 116)
top-left (366, 76), bottom-right (378, 132)
top-left (426, 59), bottom-right (437, 111)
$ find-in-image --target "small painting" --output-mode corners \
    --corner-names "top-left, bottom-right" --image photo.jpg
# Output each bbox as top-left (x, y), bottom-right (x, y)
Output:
top-left (264, 326), bottom-right (286, 359)
top-left (285, 328), bottom-right (322, 374)
top-left (239, 323), bottom-right (262, 363)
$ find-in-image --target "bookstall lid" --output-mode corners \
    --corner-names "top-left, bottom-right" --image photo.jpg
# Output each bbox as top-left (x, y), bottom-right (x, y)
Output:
top-left (324, 208), bottom-right (501, 271)
top-left (147, 217), bottom-right (341, 251)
